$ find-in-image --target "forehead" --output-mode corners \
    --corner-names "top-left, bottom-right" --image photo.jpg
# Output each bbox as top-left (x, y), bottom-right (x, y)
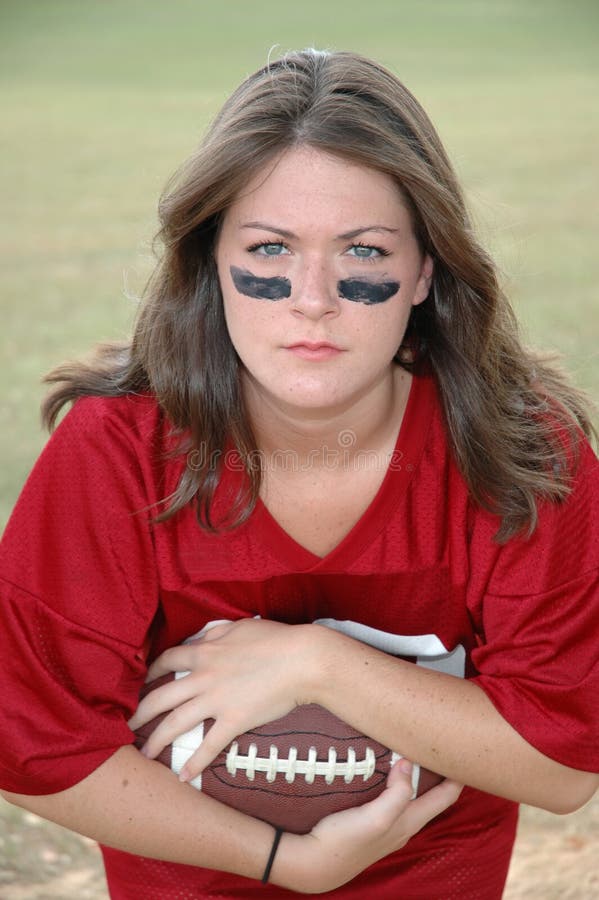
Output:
top-left (220, 146), bottom-right (413, 233)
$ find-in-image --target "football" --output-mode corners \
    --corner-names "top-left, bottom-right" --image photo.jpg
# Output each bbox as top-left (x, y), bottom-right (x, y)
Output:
top-left (133, 673), bottom-right (443, 834)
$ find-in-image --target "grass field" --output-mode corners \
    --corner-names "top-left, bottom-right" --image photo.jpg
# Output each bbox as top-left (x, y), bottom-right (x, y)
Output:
top-left (1, 1), bottom-right (598, 896)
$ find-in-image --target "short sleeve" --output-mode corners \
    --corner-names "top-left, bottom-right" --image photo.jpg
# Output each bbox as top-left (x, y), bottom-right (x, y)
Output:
top-left (0, 395), bottom-right (163, 794)
top-left (468, 440), bottom-right (599, 771)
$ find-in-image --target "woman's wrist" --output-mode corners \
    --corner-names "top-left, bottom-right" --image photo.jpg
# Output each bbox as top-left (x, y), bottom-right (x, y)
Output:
top-left (296, 625), bottom-right (343, 706)
top-left (261, 827), bottom-right (284, 884)
top-left (268, 830), bottom-right (322, 894)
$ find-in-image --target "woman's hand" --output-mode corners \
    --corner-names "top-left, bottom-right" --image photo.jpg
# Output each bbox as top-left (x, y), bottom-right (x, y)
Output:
top-left (128, 618), bottom-right (316, 781)
top-left (276, 762), bottom-right (463, 894)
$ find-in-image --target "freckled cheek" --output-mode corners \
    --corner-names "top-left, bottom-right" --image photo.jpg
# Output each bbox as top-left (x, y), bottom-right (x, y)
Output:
top-left (224, 295), bottom-right (279, 345)
top-left (365, 305), bottom-right (413, 348)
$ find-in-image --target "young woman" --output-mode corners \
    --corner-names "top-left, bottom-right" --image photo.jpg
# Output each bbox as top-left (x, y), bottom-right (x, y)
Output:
top-left (1, 49), bottom-right (597, 899)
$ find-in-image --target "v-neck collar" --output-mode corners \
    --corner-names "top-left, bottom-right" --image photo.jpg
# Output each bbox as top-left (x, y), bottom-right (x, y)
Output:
top-left (251, 373), bottom-right (436, 573)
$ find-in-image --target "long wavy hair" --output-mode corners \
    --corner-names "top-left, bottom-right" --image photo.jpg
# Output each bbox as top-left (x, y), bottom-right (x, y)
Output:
top-left (42, 49), bottom-right (595, 541)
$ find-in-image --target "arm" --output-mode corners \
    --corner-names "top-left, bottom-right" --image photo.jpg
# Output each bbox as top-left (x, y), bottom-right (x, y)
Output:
top-left (307, 624), bottom-right (599, 814)
top-left (1, 744), bottom-right (461, 894)
top-left (133, 618), bottom-right (598, 815)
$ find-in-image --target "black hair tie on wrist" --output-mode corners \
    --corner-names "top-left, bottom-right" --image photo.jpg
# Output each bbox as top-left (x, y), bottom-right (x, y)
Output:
top-left (262, 827), bottom-right (284, 884)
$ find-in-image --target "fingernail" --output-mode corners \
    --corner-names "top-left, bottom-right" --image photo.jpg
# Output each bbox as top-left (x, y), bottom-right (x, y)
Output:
top-left (179, 767), bottom-right (189, 783)
top-left (399, 758), bottom-right (413, 775)
top-left (140, 744), bottom-right (150, 758)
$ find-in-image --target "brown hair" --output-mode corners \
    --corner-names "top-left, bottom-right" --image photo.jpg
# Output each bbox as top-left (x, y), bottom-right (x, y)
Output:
top-left (43, 49), bottom-right (595, 541)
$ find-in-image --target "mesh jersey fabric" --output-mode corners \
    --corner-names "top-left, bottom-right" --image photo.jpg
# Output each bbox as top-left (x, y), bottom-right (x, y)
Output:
top-left (1, 373), bottom-right (598, 899)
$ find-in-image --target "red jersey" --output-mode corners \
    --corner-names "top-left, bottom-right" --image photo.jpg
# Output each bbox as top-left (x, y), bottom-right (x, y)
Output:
top-left (1, 374), bottom-right (598, 899)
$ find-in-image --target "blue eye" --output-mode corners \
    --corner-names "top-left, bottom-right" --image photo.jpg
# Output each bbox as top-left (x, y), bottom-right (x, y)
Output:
top-left (347, 243), bottom-right (390, 260)
top-left (248, 241), bottom-right (290, 257)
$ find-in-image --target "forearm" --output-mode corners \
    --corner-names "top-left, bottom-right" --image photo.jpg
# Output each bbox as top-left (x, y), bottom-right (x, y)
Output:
top-left (2, 745), bottom-right (274, 881)
top-left (2, 742), bottom-right (462, 895)
top-left (306, 625), bottom-right (598, 814)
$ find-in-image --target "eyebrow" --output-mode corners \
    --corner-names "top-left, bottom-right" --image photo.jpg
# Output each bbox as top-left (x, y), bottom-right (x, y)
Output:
top-left (240, 222), bottom-right (399, 240)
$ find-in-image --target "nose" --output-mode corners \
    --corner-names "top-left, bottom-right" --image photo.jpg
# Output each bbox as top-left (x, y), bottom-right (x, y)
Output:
top-left (290, 258), bottom-right (340, 321)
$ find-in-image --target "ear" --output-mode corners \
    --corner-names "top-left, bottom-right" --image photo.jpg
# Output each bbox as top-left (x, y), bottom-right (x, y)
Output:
top-left (413, 254), bottom-right (434, 306)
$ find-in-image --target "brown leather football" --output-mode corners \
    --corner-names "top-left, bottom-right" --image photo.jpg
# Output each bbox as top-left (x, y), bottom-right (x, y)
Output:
top-left (133, 674), bottom-right (443, 834)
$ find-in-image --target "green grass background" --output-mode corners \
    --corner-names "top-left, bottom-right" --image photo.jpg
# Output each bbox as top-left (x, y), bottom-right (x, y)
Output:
top-left (1, 0), bottom-right (598, 529)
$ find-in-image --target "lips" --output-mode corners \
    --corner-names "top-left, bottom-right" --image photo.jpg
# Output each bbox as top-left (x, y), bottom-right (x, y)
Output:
top-left (287, 342), bottom-right (341, 351)
top-left (285, 341), bottom-right (343, 360)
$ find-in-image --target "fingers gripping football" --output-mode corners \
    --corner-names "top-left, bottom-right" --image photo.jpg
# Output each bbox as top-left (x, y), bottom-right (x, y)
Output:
top-left (284, 766), bottom-right (463, 893)
top-left (129, 619), bottom-right (309, 778)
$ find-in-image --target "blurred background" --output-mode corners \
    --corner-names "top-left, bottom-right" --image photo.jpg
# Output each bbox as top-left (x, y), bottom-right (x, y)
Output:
top-left (1, 1), bottom-right (597, 897)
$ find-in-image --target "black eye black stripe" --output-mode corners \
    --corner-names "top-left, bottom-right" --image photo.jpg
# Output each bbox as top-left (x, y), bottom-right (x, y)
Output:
top-left (337, 279), bottom-right (400, 304)
top-left (231, 266), bottom-right (291, 300)
top-left (230, 267), bottom-right (400, 305)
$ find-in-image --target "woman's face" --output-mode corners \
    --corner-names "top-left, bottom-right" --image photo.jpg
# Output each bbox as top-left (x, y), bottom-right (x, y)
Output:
top-left (215, 146), bottom-right (432, 420)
